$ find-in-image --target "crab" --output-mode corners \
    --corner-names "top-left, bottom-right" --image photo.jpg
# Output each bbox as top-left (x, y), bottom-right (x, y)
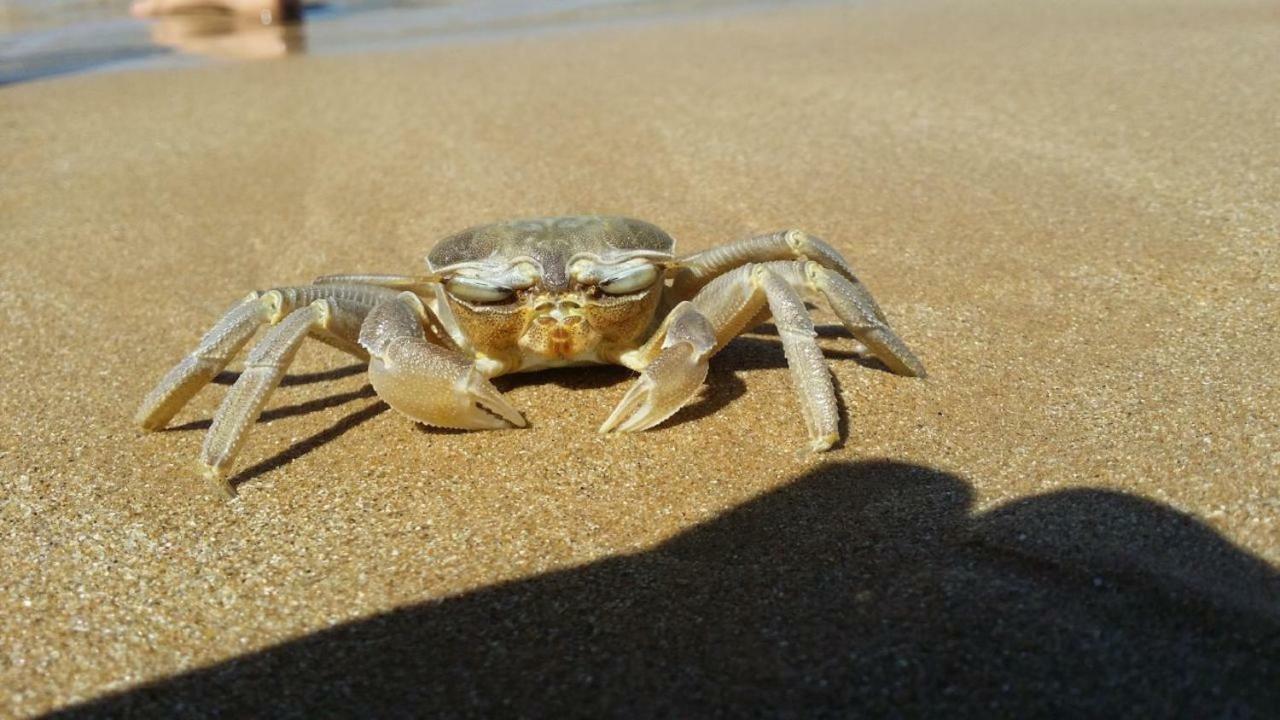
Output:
top-left (137, 216), bottom-right (925, 497)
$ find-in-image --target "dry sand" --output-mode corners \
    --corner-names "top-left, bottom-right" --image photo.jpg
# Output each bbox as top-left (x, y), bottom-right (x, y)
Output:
top-left (2, 0), bottom-right (1278, 715)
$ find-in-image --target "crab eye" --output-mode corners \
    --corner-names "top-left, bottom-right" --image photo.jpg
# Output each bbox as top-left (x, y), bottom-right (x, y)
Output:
top-left (599, 264), bottom-right (658, 295)
top-left (445, 277), bottom-right (515, 303)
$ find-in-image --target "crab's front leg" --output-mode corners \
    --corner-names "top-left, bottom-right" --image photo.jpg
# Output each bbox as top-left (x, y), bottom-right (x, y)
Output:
top-left (359, 292), bottom-right (526, 430)
top-left (602, 263), bottom-right (846, 451)
top-left (599, 302), bottom-right (716, 434)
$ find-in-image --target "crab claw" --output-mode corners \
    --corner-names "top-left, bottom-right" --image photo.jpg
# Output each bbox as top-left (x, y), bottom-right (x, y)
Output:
top-left (369, 336), bottom-right (526, 430)
top-left (600, 303), bottom-right (715, 434)
top-left (360, 292), bottom-right (525, 430)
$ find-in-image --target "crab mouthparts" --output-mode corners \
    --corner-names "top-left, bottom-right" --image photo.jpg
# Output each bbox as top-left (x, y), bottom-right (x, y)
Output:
top-left (521, 309), bottom-right (594, 361)
top-left (548, 326), bottom-right (575, 357)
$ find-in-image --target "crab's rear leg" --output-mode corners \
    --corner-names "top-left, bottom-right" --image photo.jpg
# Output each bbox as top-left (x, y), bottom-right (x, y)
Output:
top-left (673, 228), bottom-right (925, 376)
top-left (136, 292), bottom-right (277, 431)
top-left (671, 229), bottom-right (882, 320)
top-left (136, 285), bottom-right (392, 431)
top-left (199, 298), bottom-right (370, 495)
top-left (359, 292), bottom-right (526, 432)
top-left (314, 273), bottom-right (435, 291)
top-left (803, 261), bottom-right (925, 377)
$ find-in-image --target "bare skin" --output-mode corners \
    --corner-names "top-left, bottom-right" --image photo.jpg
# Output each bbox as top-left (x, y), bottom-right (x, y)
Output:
top-left (131, 0), bottom-right (302, 59)
top-left (137, 216), bottom-right (925, 498)
top-left (130, 0), bottom-right (299, 23)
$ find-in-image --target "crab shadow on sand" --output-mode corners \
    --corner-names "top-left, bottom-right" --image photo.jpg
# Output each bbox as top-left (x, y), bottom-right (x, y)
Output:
top-left (51, 459), bottom-right (1279, 717)
top-left (183, 327), bottom-right (872, 491)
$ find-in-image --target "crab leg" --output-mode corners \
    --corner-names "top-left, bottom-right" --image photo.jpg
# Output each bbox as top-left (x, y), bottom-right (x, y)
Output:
top-left (136, 292), bottom-right (274, 431)
top-left (314, 273), bottom-right (435, 291)
top-left (696, 262), bottom-right (842, 450)
top-left (803, 261), bottom-right (925, 377)
top-left (359, 292), bottom-right (526, 432)
top-left (599, 302), bottom-right (716, 434)
top-left (136, 284), bottom-right (393, 431)
top-left (604, 263), bottom-right (840, 450)
top-left (198, 298), bottom-right (370, 496)
top-left (675, 232), bottom-right (925, 376)
top-left (758, 264), bottom-right (842, 450)
top-left (670, 229), bottom-right (886, 323)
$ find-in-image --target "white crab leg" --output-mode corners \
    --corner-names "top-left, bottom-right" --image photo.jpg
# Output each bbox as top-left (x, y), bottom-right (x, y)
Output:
top-left (136, 291), bottom-right (275, 431)
top-left (200, 298), bottom-right (370, 496)
top-left (313, 273), bottom-right (436, 290)
top-left (803, 261), bottom-right (925, 377)
top-left (671, 229), bottom-right (883, 320)
top-left (136, 284), bottom-right (393, 431)
top-left (605, 263), bottom-right (841, 451)
top-left (359, 291), bottom-right (526, 431)
top-left (677, 236), bottom-right (924, 377)
top-left (599, 302), bottom-right (716, 434)
top-left (758, 263), bottom-right (842, 450)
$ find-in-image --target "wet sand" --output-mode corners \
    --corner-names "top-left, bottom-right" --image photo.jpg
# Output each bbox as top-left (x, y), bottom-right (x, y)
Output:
top-left (2, 0), bottom-right (1278, 715)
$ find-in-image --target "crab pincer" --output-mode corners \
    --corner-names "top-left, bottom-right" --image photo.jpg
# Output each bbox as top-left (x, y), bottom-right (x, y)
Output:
top-left (360, 292), bottom-right (526, 430)
top-left (599, 302), bottom-right (715, 433)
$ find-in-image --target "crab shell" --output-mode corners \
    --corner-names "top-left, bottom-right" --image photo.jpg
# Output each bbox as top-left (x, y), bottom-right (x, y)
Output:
top-left (426, 217), bottom-right (676, 373)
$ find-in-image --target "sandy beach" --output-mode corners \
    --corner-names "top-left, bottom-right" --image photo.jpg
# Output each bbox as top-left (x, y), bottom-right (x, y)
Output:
top-left (2, 0), bottom-right (1278, 715)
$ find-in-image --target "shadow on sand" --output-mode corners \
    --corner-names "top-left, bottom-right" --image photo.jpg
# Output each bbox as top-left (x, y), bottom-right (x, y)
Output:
top-left (50, 461), bottom-right (1279, 717)
top-left (174, 330), bottom-right (867, 491)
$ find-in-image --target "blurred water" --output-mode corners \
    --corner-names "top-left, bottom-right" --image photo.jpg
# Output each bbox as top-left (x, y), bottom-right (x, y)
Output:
top-left (0, 0), bottom-right (799, 85)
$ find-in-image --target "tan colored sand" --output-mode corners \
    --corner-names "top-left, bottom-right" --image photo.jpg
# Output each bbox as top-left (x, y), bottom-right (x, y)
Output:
top-left (2, 0), bottom-right (1278, 715)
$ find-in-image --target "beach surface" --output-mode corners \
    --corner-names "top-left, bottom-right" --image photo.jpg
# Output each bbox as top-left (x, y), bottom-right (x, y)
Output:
top-left (2, 0), bottom-right (1278, 715)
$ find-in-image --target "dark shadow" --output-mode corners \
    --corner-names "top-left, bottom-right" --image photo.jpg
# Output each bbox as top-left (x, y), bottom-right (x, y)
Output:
top-left (654, 335), bottom-right (858, 433)
top-left (755, 321), bottom-right (851, 339)
top-left (167, 385), bottom-right (377, 432)
top-left (655, 346), bottom-right (851, 437)
top-left (213, 362), bottom-right (367, 387)
top-left (829, 370), bottom-right (850, 449)
top-left (50, 461), bottom-right (1280, 717)
top-left (661, 367), bottom-right (749, 427)
top-left (412, 423), bottom-right (472, 437)
top-left (226, 401), bottom-right (388, 491)
top-left (751, 323), bottom-right (895, 373)
top-left (494, 364), bottom-right (634, 392)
